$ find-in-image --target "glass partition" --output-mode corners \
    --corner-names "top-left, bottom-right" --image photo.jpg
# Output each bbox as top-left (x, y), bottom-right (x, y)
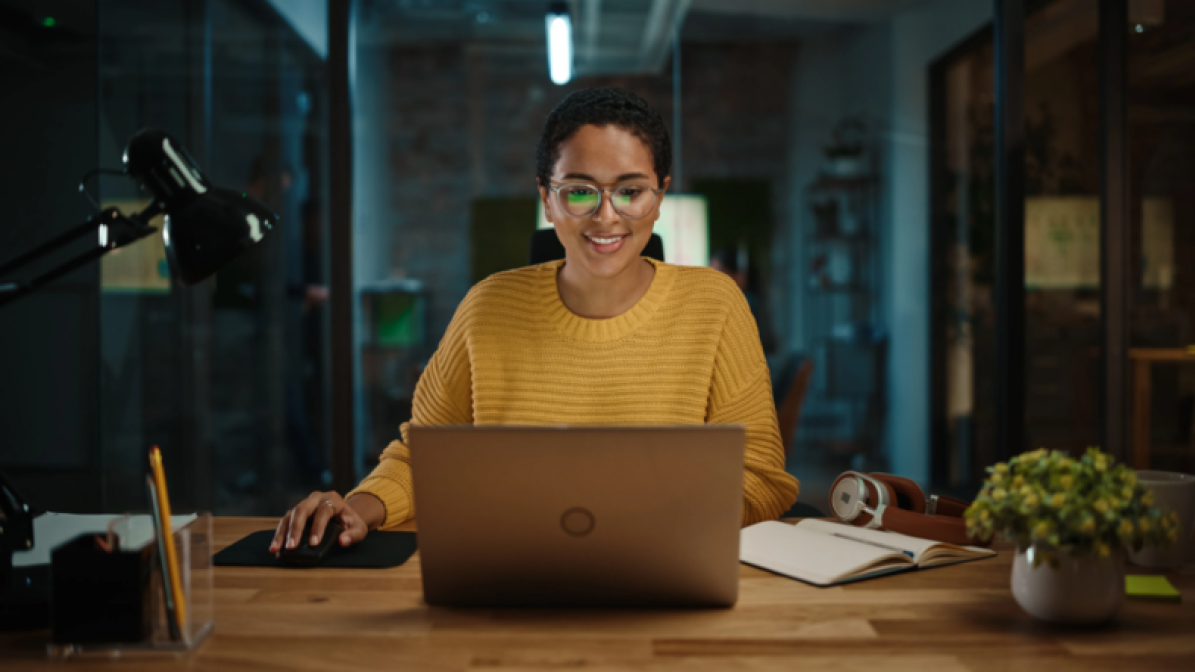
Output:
top-left (1126, 0), bottom-right (1195, 474)
top-left (97, 0), bottom-right (330, 514)
top-left (931, 0), bottom-right (1103, 492)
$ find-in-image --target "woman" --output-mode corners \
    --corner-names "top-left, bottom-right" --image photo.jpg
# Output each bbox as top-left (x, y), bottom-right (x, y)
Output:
top-left (270, 87), bottom-right (799, 555)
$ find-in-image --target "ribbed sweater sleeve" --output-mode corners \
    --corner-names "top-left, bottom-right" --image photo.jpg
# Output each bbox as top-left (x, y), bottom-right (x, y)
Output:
top-left (346, 293), bottom-right (475, 529)
top-left (706, 280), bottom-right (800, 525)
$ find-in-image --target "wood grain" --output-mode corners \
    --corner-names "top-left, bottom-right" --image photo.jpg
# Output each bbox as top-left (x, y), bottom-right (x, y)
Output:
top-left (1, 516), bottom-right (1192, 671)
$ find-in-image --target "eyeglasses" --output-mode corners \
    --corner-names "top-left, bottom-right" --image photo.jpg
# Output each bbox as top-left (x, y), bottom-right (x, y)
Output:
top-left (549, 182), bottom-right (664, 220)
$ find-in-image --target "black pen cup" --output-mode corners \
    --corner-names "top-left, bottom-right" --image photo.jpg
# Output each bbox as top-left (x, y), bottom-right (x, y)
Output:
top-left (49, 534), bottom-right (153, 644)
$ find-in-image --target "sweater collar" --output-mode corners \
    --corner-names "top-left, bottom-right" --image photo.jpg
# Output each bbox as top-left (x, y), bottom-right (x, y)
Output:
top-left (536, 257), bottom-right (676, 343)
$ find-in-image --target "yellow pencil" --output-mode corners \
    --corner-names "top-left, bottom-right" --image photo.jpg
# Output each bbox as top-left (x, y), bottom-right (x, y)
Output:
top-left (149, 445), bottom-right (187, 629)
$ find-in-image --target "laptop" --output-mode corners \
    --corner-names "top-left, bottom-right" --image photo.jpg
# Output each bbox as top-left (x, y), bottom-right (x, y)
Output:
top-left (408, 425), bottom-right (744, 608)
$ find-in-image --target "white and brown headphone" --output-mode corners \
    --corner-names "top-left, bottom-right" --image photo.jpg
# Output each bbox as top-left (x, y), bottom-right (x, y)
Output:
top-left (829, 471), bottom-right (989, 547)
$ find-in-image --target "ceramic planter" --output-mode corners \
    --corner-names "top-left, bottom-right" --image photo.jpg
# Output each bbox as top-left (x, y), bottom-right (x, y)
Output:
top-left (1010, 545), bottom-right (1124, 624)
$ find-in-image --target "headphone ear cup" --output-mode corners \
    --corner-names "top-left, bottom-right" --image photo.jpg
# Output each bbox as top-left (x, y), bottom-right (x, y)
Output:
top-left (879, 507), bottom-right (979, 547)
top-left (830, 472), bottom-right (886, 528)
top-left (829, 473), bottom-right (868, 523)
top-left (871, 474), bottom-right (927, 514)
top-left (858, 476), bottom-right (898, 529)
top-left (875, 479), bottom-right (898, 514)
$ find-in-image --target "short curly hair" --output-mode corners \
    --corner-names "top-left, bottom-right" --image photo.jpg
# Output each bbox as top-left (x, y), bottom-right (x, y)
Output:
top-left (536, 87), bottom-right (672, 189)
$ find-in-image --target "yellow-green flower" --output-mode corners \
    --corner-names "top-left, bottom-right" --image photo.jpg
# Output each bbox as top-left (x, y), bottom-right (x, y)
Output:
top-left (975, 448), bottom-right (1174, 555)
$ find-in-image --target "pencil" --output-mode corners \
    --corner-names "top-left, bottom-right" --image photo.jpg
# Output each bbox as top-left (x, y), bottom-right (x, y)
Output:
top-left (146, 475), bottom-right (182, 641)
top-left (149, 445), bottom-right (187, 631)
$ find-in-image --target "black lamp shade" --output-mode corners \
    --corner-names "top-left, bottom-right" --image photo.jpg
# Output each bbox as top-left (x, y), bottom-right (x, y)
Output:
top-left (163, 186), bottom-right (277, 285)
top-left (123, 128), bottom-right (278, 285)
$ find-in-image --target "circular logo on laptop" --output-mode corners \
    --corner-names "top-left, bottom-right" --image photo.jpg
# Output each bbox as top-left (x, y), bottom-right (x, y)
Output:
top-left (560, 507), bottom-right (595, 537)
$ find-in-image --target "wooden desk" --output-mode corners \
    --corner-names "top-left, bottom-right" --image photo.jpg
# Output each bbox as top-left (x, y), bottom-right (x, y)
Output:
top-left (3, 517), bottom-right (1193, 671)
top-left (1132, 348), bottom-right (1195, 470)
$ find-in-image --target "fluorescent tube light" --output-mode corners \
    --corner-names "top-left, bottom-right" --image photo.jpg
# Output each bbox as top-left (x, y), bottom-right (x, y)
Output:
top-left (546, 8), bottom-right (572, 85)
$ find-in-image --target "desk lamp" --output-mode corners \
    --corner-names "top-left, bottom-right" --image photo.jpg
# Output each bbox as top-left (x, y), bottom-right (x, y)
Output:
top-left (0, 128), bottom-right (278, 620)
top-left (0, 128), bottom-right (277, 306)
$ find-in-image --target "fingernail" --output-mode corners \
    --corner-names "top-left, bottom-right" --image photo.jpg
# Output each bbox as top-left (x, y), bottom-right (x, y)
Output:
top-left (286, 536), bottom-right (295, 548)
top-left (310, 534), bottom-right (319, 545)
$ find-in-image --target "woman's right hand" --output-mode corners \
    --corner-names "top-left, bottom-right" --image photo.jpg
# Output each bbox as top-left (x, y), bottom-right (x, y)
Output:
top-left (268, 491), bottom-right (375, 556)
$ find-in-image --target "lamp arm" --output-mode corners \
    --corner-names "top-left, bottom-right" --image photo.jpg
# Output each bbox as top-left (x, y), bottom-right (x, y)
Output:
top-left (0, 206), bottom-right (159, 310)
top-left (0, 218), bottom-right (99, 279)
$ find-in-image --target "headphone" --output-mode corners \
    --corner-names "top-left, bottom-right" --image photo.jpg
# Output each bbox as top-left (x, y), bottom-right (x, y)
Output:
top-left (828, 472), bottom-right (989, 547)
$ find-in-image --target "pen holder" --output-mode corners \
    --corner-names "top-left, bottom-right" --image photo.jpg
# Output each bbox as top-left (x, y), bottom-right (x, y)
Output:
top-left (47, 512), bottom-right (214, 658)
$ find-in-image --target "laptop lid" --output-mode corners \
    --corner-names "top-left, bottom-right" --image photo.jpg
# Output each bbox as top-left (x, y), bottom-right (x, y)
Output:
top-left (409, 426), bottom-right (744, 607)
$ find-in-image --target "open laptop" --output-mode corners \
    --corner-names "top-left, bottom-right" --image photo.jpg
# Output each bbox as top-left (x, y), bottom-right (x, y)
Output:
top-left (408, 426), bottom-right (744, 608)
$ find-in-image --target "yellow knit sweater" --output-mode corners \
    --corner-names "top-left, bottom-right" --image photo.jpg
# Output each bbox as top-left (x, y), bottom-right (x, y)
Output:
top-left (348, 258), bottom-right (800, 528)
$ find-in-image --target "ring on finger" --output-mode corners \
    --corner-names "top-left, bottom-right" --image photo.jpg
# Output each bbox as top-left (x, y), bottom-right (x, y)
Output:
top-left (323, 498), bottom-right (335, 510)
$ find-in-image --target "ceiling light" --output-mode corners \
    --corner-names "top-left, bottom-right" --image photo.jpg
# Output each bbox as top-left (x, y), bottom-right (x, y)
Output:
top-left (546, 2), bottom-right (572, 85)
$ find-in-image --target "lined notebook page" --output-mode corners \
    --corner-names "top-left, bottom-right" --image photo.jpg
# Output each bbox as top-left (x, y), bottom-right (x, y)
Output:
top-left (795, 519), bottom-right (994, 565)
top-left (740, 521), bottom-right (911, 585)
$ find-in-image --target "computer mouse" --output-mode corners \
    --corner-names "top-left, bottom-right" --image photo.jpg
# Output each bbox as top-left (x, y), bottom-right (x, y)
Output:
top-left (279, 517), bottom-right (345, 567)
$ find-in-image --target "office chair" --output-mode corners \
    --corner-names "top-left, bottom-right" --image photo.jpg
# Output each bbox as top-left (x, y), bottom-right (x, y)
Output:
top-left (777, 360), bottom-right (814, 458)
top-left (529, 229), bottom-right (665, 265)
top-left (777, 359), bottom-right (824, 518)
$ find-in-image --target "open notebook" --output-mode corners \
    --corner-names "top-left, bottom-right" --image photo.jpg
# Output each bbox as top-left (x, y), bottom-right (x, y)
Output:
top-left (740, 518), bottom-right (995, 586)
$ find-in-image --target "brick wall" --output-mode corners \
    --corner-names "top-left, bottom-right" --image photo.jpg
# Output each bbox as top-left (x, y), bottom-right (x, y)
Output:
top-left (375, 41), bottom-right (798, 345)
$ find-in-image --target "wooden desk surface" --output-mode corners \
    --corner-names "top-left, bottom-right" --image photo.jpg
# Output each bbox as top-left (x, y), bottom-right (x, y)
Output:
top-left (3, 516), bottom-right (1194, 671)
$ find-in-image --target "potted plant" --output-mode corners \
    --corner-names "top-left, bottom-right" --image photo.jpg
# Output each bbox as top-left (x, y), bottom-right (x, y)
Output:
top-left (965, 448), bottom-right (1180, 624)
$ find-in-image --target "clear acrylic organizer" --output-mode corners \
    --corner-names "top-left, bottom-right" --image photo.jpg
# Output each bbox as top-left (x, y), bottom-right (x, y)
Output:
top-left (47, 512), bottom-right (214, 659)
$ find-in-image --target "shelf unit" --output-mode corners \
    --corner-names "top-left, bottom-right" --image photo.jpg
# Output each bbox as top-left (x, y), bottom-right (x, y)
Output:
top-left (801, 173), bottom-right (885, 467)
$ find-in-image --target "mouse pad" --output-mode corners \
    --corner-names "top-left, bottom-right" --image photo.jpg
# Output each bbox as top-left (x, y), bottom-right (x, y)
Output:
top-left (213, 530), bottom-right (417, 568)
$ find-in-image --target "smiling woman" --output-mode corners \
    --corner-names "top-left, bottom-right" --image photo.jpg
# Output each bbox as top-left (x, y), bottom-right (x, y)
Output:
top-left (270, 87), bottom-right (799, 555)
top-left (544, 123), bottom-right (667, 318)
top-left (536, 88), bottom-right (674, 319)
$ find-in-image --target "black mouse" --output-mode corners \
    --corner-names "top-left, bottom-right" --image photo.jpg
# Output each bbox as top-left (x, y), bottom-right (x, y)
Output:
top-left (279, 517), bottom-right (345, 567)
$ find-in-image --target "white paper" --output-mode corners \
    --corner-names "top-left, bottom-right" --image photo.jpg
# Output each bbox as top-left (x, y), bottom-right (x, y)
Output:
top-left (740, 520), bottom-right (911, 586)
top-left (12, 512), bottom-right (198, 567)
top-left (795, 518), bottom-right (994, 562)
